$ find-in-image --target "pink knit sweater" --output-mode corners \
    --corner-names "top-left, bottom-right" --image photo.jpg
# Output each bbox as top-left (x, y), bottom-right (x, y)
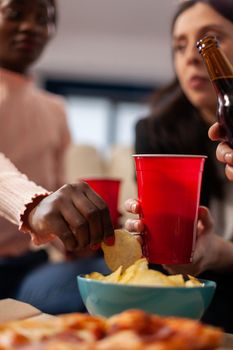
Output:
top-left (0, 69), bottom-right (70, 256)
top-left (0, 152), bottom-right (48, 231)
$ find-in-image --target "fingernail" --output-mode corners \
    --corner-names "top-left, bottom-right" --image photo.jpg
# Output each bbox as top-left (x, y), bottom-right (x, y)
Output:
top-left (90, 243), bottom-right (101, 251)
top-left (131, 203), bottom-right (137, 212)
top-left (104, 236), bottom-right (115, 246)
top-left (224, 153), bottom-right (233, 162)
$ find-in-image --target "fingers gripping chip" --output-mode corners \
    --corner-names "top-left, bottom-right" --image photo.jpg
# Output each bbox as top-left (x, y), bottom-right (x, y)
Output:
top-left (101, 229), bottom-right (142, 272)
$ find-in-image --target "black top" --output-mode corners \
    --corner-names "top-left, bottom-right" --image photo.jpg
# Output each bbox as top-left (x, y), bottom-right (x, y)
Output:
top-left (135, 116), bottom-right (233, 333)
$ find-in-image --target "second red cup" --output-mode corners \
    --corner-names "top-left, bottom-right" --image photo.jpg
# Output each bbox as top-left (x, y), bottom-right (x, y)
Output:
top-left (81, 178), bottom-right (121, 228)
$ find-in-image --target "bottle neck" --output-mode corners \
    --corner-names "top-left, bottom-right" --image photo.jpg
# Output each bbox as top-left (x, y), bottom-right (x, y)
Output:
top-left (201, 46), bottom-right (233, 81)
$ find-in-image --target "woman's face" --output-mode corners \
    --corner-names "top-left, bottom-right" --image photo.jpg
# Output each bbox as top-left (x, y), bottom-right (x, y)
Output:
top-left (0, 0), bottom-right (55, 73)
top-left (173, 2), bottom-right (233, 114)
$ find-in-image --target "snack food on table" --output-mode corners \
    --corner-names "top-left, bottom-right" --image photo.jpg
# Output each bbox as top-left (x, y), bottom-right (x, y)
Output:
top-left (86, 258), bottom-right (203, 287)
top-left (0, 309), bottom-right (223, 349)
top-left (101, 229), bottom-right (142, 272)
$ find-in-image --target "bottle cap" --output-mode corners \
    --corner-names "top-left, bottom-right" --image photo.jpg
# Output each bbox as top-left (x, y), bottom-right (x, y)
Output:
top-left (196, 35), bottom-right (219, 54)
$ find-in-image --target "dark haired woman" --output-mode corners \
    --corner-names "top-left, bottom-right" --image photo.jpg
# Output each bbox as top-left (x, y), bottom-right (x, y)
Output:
top-left (125, 0), bottom-right (233, 332)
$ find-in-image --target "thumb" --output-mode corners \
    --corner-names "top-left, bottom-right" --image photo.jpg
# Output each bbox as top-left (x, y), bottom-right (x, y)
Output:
top-left (197, 206), bottom-right (214, 234)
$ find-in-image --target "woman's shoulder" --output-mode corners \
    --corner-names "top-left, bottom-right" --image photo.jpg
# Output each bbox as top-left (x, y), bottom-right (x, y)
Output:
top-left (40, 89), bottom-right (65, 108)
top-left (34, 89), bottom-right (66, 119)
top-left (135, 117), bottom-right (154, 139)
top-left (135, 117), bottom-right (148, 129)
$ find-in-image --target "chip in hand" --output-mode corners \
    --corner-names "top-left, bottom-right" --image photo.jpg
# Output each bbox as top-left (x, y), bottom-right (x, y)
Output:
top-left (101, 229), bottom-right (142, 272)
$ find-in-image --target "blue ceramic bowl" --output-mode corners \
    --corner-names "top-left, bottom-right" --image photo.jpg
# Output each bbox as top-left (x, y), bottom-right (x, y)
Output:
top-left (77, 276), bottom-right (216, 319)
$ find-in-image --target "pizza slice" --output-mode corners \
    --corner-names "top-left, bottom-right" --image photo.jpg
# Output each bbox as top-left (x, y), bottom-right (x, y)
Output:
top-left (0, 310), bottom-right (223, 350)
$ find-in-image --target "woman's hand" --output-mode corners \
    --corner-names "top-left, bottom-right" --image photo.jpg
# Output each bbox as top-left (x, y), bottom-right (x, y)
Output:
top-left (209, 122), bottom-right (233, 181)
top-left (28, 182), bottom-right (114, 252)
top-left (124, 199), bottom-right (230, 276)
top-left (124, 198), bottom-right (144, 232)
top-left (163, 207), bottom-right (220, 276)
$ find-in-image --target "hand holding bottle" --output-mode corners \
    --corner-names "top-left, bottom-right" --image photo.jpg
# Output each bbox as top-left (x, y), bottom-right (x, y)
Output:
top-left (209, 122), bottom-right (233, 181)
top-left (197, 35), bottom-right (233, 147)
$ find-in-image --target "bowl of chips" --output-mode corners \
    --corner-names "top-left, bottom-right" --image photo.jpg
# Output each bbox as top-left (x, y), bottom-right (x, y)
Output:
top-left (78, 259), bottom-right (216, 320)
top-left (77, 230), bottom-right (216, 319)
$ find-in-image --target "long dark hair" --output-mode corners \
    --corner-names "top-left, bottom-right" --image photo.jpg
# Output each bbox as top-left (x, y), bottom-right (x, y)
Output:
top-left (144, 0), bottom-right (233, 205)
top-left (172, 0), bottom-right (233, 28)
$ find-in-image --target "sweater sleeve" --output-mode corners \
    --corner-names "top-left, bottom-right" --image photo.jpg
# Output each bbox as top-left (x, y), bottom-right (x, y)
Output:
top-left (0, 152), bottom-right (50, 231)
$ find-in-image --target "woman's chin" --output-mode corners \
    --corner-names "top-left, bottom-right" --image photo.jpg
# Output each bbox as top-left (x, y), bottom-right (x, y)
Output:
top-left (187, 93), bottom-right (216, 114)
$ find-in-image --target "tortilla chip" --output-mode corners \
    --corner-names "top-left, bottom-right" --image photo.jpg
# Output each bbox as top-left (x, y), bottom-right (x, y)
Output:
top-left (101, 229), bottom-right (142, 272)
top-left (167, 274), bottom-right (185, 286)
top-left (185, 274), bottom-right (203, 287)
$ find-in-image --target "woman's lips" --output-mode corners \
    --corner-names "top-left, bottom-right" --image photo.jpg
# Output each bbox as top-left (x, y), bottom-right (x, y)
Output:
top-left (188, 76), bottom-right (210, 89)
top-left (14, 38), bottom-right (41, 52)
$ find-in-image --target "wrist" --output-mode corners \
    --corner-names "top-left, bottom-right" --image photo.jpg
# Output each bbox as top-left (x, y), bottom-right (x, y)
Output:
top-left (20, 194), bottom-right (50, 233)
top-left (211, 237), bottom-right (233, 273)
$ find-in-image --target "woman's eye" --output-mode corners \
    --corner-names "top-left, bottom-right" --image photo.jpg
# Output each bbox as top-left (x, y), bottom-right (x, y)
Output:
top-left (173, 44), bottom-right (186, 53)
top-left (37, 14), bottom-right (50, 26)
top-left (4, 8), bottom-right (22, 20)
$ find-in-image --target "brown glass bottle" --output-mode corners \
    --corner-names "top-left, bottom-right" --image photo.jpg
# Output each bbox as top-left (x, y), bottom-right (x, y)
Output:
top-left (197, 35), bottom-right (233, 147)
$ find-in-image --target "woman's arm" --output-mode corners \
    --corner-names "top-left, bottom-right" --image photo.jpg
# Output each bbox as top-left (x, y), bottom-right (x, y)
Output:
top-left (0, 152), bottom-right (114, 252)
top-left (0, 152), bottom-right (49, 226)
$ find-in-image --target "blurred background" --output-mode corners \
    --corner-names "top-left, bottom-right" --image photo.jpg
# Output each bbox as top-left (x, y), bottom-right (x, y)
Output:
top-left (33, 0), bottom-right (177, 219)
top-left (34, 0), bottom-right (176, 153)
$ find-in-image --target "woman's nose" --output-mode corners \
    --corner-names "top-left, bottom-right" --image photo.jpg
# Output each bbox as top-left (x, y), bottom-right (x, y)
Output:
top-left (19, 15), bottom-right (40, 32)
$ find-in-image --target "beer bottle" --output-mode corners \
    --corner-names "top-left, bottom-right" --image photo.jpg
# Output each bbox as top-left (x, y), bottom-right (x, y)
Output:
top-left (197, 35), bottom-right (233, 147)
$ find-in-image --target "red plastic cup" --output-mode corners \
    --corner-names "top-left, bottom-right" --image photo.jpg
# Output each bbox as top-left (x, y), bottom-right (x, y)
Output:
top-left (133, 155), bottom-right (206, 264)
top-left (81, 178), bottom-right (121, 228)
